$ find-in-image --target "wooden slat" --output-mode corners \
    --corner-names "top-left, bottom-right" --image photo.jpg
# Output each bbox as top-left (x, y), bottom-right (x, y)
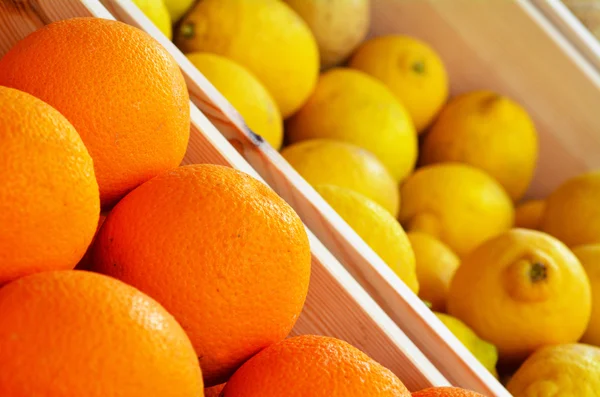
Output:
top-left (95, 1), bottom-right (513, 395)
top-left (0, 0), bottom-right (449, 391)
top-left (531, 0), bottom-right (600, 73)
top-left (370, 0), bottom-right (600, 199)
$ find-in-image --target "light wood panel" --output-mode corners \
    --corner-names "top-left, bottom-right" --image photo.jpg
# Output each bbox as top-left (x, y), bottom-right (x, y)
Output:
top-left (0, 0), bottom-right (448, 391)
top-left (370, 0), bottom-right (600, 199)
top-left (532, 0), bottom-right (600, 72)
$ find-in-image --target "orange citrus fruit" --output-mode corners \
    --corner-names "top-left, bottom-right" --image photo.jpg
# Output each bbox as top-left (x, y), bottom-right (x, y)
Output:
top-left (92, 164), bottom-right (311, 386)
top-left (0, 86), bottom-right (99, 285)
top-left (0, 270), bottom-right (203, 396)
top-left (0, 18), bottom-right (190, 208)
top-left (205, 384), bottom-right (226, 397)
top-left (222, 335), bottom-right (410, 397)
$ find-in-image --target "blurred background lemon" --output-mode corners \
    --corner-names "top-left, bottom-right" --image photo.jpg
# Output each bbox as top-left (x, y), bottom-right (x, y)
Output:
top-left (284, 0), bottom-right (370, 69)
top-left (286, 68), bottom-right (417, 182)
top-left (281, 139), bottom-right (400, 216)
top-left (421, 91), bottom-right (538, 202)
top-left (399, 163), bottom-right (514, 257)
top-left (187, 52), bottom-right (283, 149)
top-left (435, 312), bottom-right (499, 378)
top-left (408, 232), bottom-right (459, 312)
top-left (175, 0), bottom-right (319, 118)
top-left (350, 35), bottom-right (449, 133)
top-left (316, 184), bottom-right (418, 293)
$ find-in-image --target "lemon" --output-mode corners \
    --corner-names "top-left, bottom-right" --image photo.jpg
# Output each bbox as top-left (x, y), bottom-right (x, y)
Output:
top-left (349, 35), bottom-right (448, 133)
top-left (514, 199), bottom-right (545, 230)
top-left (286, 68), bottom-right (417, 182)
top-left (399, 163), bottom-right (514, 257)
top-left (448, 229), bottom-right (592, 364)
top-left (435, 313), bottom-right (498, 378)
top-left (284, 0), bottom-right (369, 69)
top-left (507, 343), bottom-right (600, 396)
top-left (408, 232), bottom-right (459, 312)
top-left (572, 244), bottom-right (600, 346)
top-left (541, 171), bottom-right (600, 247)
top-left (316, 184), bottom-right (418, 293)
top-left (281, 139), bottom-right (400, 216)
top-left (421, 91), bottom-right (538, 201)
top-left (174, 0), bottom-right (319, 118)
top-left (132, 0), bottom-right (172, 39)
top-left (163, 0), bottom-right (194, 22)
top-left (187, 53), bottom-right (283, 149)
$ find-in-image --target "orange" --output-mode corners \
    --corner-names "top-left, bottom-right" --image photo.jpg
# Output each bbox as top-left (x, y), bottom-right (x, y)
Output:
top-left (92, 164), bottom-right (311, 386)
top-left (0, 86), bottom-right (99, 285)
top-left (0, 18), bottom-right (190, 208)
top-left (412, 387), bottom-right (486, 397)
top-left (0, 270), bottom-right (203, 396)
top-left (206, 384), bottom-right (226, 397)
top-left (222, 335), bottom-right (410, 397)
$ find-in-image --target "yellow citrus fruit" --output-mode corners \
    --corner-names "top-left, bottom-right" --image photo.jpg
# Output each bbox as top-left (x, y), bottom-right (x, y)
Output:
top-left (421, 91), bottom-right (538, 201)
top-left (187, 52), bottom-right (283, 149)
top-left (163, 0), bottom-right (195, 22)
top-left (399, 163), bottom-right (514, 257)
top-left (281, 139), bottom-right (400, 216)
top-left (349, 35), bottom-right (448, 133)
top-left (514, 199), bottom-right (545, 230)
top-left (541, 171), bottom-right (600, 247)
top-left (408, 232), bottom-right (459, 311)
top-left (316, 184), bottom-right (418, 293)
top-left (174, 0), bottom-right (319, 118)
top-left (572, 244), bottom-right (600, 346)
top-left (507, 343), bottom-right (600, 396)
top-left (283, 0), bottom-right (369, 69)
top-left (132, 0), bottom-right (172, 39)
top-left (447, 229), bottom-right (592, 363)
top-left (435, 313), bottom-right (498, 378)
top-left (286, 68), bottom-right (417, 182)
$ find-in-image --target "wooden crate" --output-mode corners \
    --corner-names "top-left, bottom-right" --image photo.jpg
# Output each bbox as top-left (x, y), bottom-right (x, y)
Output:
top-left (94, 1), bottom-right (509, 395)
top-left (532, 0), bottom-right (600, 72)
top-left (0, 0), bottom-right (448, 393)
top-left (90, 0), bottom-right (600, 395)
top-left (5, 0), bottom-right (597, 395)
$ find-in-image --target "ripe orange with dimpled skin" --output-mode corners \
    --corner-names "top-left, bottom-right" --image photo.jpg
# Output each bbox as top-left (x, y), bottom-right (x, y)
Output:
top-left (0, 86), bottom-right (99, 285)
top-left (0, 270), bottom-right (203, 396)
top-left (92, 164), bottom-right (311, 386)
top-left (222, 335), bottom-right (410, 397)
top-left (0, 17), bottom-right (190, 208)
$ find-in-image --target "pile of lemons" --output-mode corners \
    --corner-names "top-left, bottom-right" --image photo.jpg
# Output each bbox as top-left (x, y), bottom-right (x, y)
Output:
top-left (138, 0), bottom-right (600, 394)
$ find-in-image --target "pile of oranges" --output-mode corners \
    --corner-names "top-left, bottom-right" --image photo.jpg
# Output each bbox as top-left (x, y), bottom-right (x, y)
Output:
top-left (0, 16), bottom-right (488, 397)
